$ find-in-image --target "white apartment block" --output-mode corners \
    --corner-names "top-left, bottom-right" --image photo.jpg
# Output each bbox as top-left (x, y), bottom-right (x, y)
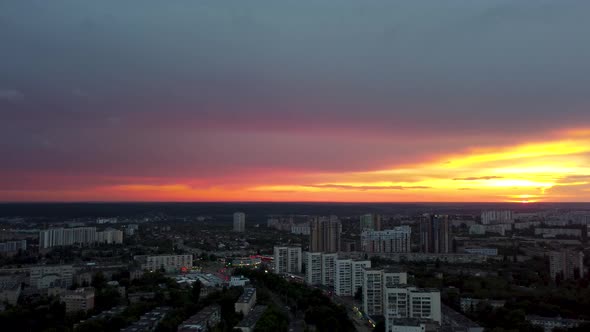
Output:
top-left (137, 254), bottom-right (193, 272)
top-left (384, 286), bottom-right (441, 332)
top-left (321, 253), bottom-right (337, 287)
top-left (335, 259), bottom-right (353, 296)
top-left (305, 252), bottom-right (323, 285)
top-left (362, 226), bottom-right (411, 253)
top-left (384, 271), bottom-right (408, 286)
top-left (39, 227), bottom-right (97, 249)
top-left (352, 260), bottom-right (371, 295)
top-left (273, 246), bottom-right (302, 274)
top-left (233, 212), bottom-right (246, 232)
top-left (97, 228), bottom-right (124, 244)
top-left (481, 210), bottom-right (513, 225)
top-left (363, 268), bottom-right (385, 316)
top-left (291, 223), bottom-right (311, 235)
top-left (30, 265), bottom-right (74, 289)
top-left (363, 268), bottom-right (409, 317)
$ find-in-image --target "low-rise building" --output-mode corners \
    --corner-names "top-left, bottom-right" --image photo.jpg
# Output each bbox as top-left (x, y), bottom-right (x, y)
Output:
top-left (463, 248), bottom-right (498, 256)
top-left (177, 305), bottom-right (221, 332)
top-left (235, 288), bottom-right (256, 315)
top-left (121, 306), bottom-right (171, 332)
top-left (63, 287), bottom-right (95, 313)
top-left (30, 264), bottom-right (74, 289)
top-left (135, 254), bottom-right (193, 273)
top-left (229, 276), bottom-right (250, 287)
top-left (526, 315), bottom-right (588, 332)
top-left (234, 305), bottom-right (267, 332)
top-left (0, 275), bottom-right (23, 305)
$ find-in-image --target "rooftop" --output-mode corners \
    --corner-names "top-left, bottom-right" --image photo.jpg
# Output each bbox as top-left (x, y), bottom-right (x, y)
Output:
top-left (236, 288), bottom-right (256, 303)
top-left (235, 305), bottom-right (268, 329)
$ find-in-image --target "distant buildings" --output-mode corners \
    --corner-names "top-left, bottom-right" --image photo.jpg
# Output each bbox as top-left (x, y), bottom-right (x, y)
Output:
top-left (361, 226), bottom-right (411, 253)
top-left (233, 212), bottom-right (246, 232)
top-left (63, 287), bottom-right (95, 313)
top-left (39, 227), bottom-right (123, 249)
top-left (309, 216), bottom-right (341, 253)
top-left (30, 264), bottom-right (74, 289)
top-left (235, 288), bottom-right (257, 315)
top-left (0, 275), bottom-right (23, 305)
top-left (177, 305), bottom-right (221, 332)
top-left (121, 306), bottom-right (171, 332)
top-left (463, 248), bottom-right (498, 256)
top-left (0, 239), bottom-right (27, 255)
top-left (419, 214), bottom-right (452, 254)
top-left (291, 223), bottom-right (310, 235)
top-left (360, 214), bottom-right (381, 232)
top-left (549, 249), bottom-right (584, 280)
top-left (273, 246), bottom-right (302, 274)
top-left (527, 315), bottom-right (588, 332)
top-left (481, 210), bottom-right (513, 225)
top-left (96, 228), bottom-right (123, 244)
top-left (135, 254), bottom-right (193, 273)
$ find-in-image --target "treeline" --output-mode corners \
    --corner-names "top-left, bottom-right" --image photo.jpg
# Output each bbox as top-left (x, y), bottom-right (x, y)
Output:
top-left (234, 267), bottom-right (355, 332)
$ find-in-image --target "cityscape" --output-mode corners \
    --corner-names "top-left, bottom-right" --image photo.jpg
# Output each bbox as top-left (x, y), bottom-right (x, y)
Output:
top-left (2, 1), bottom-right (590, 332)
top-left (0, 203), bottom-right (589, 331)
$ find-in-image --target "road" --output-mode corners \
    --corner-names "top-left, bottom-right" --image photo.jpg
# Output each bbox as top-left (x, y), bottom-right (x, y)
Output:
top-left (331, 295), bottom-right (374, 332)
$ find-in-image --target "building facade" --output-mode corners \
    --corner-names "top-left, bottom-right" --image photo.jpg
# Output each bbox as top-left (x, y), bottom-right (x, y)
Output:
top-left (233, 212), bottom-right (246, 232)
top-left (335, 259), bottom-right (353, 296)
top-left (273, 246), bottom-right (302, 274)
top-left (361, 226), bottom-right (411, 253)
top-left (63, 287), bottom-right (95, 313)
top-left (384, 286), bottom-right (441, 331)
top-left (305, 252), bottom-right (323, 285)
top-left (137, 254), bottom-right (193, 272)
top-left (419, 214), bottom-right (452, 254)
top-left (309, 216), bottom-right (342, 253)
top-left (549, 250), bottom-right (584, 280)
top-left (30, 265), bottom-right (74, 289)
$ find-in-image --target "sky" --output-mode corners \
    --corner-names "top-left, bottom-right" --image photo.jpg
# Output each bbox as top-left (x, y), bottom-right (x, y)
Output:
top-left (1, 0), bottom-right (590, 202)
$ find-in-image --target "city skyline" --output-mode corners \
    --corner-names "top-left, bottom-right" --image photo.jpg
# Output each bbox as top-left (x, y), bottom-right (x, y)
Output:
top-left (2, 1), bottom-right (590, 202)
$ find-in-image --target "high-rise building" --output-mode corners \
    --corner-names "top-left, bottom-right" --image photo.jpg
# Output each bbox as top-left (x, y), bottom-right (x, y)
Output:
top-left (360, 214), bottom-right (382, 232)
top-left (352, 260), bottom-right (371, 295)
top-left (233, 212), bottom-right (246, 232)
top-left (305, 252), bottom-right (323, 285)
top-left (39, 227), bottom-right (97, 249)
top-left (309, 216), bottom-right (341, 253)
top-left (384, 285), bottom-right (441, 331)
top-left (335, 259), bottom-right (353, 296)
top-left (361, 226), bottom-right (411, 253)
top-left (549, 250), bottom-right (584, 280)
top-left (363, 268), bottom-right (385, 316)
top-left (363, 268), bottom-right (409, 317)
top-left (481, 210), bottom-right (514, 225)
top-left (273, 246), bottom-right (302, 274)
top-left (321, 253), bottom-right (338, 287)
top-left (419, 214), bottom-right (452, 254)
